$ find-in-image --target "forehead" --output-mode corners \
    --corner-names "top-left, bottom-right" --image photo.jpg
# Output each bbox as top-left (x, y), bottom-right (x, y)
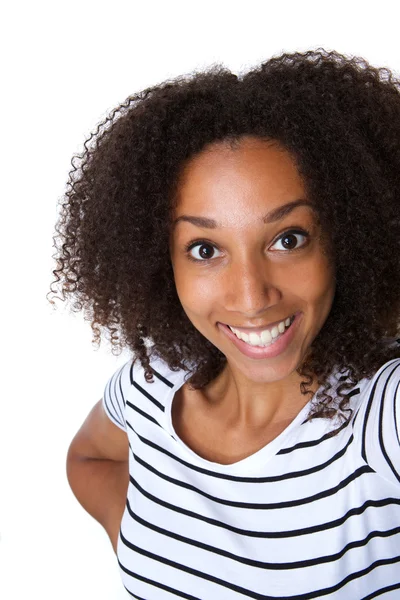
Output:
top-left (173, 137), bottom-right (307, 225)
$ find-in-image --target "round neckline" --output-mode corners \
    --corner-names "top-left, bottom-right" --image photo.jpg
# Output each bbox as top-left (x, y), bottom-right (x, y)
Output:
top-left (164, 375), bottom-right (314, 475)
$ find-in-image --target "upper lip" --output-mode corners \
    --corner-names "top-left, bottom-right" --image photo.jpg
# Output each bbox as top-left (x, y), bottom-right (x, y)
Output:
top-left (221, 314), bottom-right (295, 334)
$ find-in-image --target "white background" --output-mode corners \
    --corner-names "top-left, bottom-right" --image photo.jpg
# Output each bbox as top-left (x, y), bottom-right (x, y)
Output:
top-left (1, 1), bottom-right (400, 597)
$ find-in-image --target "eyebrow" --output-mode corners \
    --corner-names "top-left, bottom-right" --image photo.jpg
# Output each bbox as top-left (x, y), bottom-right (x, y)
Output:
top-left (172, 199), bottom-right (314, 229)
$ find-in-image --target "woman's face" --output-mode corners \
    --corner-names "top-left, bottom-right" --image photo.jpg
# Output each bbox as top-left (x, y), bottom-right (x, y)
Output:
top-left (169, 137), bottom-right (336, 384)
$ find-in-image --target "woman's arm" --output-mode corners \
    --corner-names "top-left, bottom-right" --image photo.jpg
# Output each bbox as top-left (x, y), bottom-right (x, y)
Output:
top-left (66, 400), bottom-right (129, 553)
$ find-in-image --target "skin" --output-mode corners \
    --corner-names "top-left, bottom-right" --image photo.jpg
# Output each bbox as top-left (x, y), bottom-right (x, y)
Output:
top-left (169, 136), bottom-right (336, 462)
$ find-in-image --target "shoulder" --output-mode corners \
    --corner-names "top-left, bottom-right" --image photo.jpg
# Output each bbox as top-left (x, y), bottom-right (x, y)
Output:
top-left (102, 359), bottom-right (134, 430)
top-left (132, 351), bottom-right (188, 391)
top-left (106, 352), bottom-right (186, 392)
top-left (355, 358), bottom-right (400, 486)
top-left (367, 357), bottom-right (400, 388)
top-left (358, 358), bottom-right (400, 417)
top-left (102, 353), bottom-right (186, 429)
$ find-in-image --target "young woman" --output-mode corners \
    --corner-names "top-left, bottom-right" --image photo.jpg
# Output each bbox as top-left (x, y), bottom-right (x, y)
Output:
top-left (51, 49), bottom-right (400, 598)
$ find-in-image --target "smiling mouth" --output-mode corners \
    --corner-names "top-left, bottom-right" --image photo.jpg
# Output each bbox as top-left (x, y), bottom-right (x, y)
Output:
top-left (225, 315), bottom-right (295, 347)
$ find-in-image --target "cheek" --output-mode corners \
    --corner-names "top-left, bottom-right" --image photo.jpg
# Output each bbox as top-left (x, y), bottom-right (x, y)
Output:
top-left (312, 270), bottom-right (335, 312)
top-left (290, 257), bottom-right (335, 309)
top-left (174, 267), bottom-right (216, 314)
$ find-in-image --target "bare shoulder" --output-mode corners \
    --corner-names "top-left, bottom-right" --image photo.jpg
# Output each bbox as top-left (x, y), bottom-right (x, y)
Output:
top-left (68, 400), bottom-right (129, 462)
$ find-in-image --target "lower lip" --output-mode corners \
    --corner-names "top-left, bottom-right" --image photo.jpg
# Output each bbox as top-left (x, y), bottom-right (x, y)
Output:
top-left (217, 313), bottom-right (302, 360)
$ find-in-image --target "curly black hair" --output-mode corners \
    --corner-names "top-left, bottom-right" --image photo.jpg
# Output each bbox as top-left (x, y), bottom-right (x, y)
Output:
top-left (50, 48), bottom-right (400, 420)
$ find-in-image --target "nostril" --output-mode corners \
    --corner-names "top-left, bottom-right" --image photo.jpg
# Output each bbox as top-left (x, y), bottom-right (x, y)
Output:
top-left (223, 265), bottom-right (282, 315)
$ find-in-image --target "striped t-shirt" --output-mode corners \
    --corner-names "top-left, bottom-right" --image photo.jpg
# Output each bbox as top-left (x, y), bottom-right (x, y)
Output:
top-left (102, 356), bottom-right (400, 599)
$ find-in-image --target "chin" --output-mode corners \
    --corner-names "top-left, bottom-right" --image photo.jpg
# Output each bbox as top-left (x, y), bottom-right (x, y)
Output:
top-left (227, 352), bottom-right (303, 384)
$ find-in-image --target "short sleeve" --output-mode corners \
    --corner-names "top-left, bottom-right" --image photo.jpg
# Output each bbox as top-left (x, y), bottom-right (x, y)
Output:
top-left (102, 360), bottom-right (134, 431)
top-left (360, 358), bottom-right (400, 486)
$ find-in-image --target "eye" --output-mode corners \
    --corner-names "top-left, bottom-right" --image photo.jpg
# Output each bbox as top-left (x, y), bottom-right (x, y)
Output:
top-left (186, 241), bottom-right (222, 261)
top-left (270, 229), bottom-right (309, 251)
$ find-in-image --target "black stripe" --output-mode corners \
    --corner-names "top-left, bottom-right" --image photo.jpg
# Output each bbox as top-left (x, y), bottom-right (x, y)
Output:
top-left (361, 362), bottom-right (396, 462)
top-left (125, 497), bottom-right (400, 570)
top-left (129, 360), bottom-right (136, 385)
top-left (150, 365), bottom-right (175, 388)
top-left (132, 380), bottom-right (165, 412)
top-left (123, 588), bottom-right (147, 600)
top-left (114, 365), bottom-right (125, 422)
top-left (106, 366), bottom-right (124, 427)
top-left (117, 365), bottom-right (127, 407)
top-left (283, 387), bottom-right (360, 453)
top-left (119, 558), bottom-right (201, 600)
top-left (345, 387), bottom-right (361, 399)
top-left (350, 405), bottom-right (362, 429)
top-left (132, 451), bottom-right (373, 509)
top-left (103, 398), bottom-right (122, 428)
top-left (126, 403), bottom-right (161, 428)
top-left (119, 528), bottom-right (272, 599)
top-left (118, 528), bottom-right (400, 600)
top-left (127, 422), bottom-right (354, 482)
top-left (302, 556), bottom-right (400, 600)
top-left (362, 582), bottom-right (400, 599)
top-left (129, 473), bottom-right (400, 538)
top-left (378, 363), bottom-right (400, 483)
top-left (394, 379), bottom-right (400, 445)
top-left (278, 418), bottom-right (351, 455)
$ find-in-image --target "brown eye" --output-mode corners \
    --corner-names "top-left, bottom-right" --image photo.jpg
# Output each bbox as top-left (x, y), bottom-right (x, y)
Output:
top-left (200, 244), bottom-right (214, 259)
top-left (281, 234), bottom-right (299, 249)
top-left (187, 242), bottom-right (221, 261)
top-left (270, 230), bottom-right (308, 251)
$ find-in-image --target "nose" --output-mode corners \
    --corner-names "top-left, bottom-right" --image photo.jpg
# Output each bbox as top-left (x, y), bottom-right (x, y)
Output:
top-left (223, 257), bottom-right (282, 317)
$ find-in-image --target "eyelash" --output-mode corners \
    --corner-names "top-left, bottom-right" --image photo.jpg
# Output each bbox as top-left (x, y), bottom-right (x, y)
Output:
top-left (184, 229), bottom-right (310, 263)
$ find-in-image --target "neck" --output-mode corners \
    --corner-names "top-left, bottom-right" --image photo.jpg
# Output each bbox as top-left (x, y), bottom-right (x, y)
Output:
top-left (202, 364), bottom-right (317, 430)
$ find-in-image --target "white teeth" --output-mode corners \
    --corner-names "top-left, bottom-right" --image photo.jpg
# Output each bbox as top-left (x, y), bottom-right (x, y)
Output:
top-left (271, 326), bottom-right (279, 339)
top-left (249, 332), bottom-right (259, 345)
top-left (261, 329), bottom-right (272, 344)
top-left (229, 316), bottom-right (293, 347)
